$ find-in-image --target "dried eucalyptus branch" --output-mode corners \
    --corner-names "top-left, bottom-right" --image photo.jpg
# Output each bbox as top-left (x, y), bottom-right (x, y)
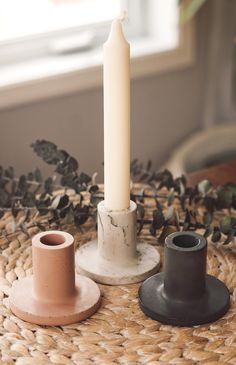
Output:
top-left (0, 140), bottom-right (235, 245)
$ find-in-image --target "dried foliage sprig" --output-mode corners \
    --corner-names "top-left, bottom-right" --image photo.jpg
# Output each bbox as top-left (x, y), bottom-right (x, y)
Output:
top-left (0, 140), bottom-right (235, 245)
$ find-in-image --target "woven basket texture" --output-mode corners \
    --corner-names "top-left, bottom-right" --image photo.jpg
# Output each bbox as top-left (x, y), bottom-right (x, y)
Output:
top-left (0, 188), bottom-right (235, 365)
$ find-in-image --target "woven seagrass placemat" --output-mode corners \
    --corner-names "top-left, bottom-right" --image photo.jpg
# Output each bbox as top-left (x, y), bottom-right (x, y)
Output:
top-left (0, 201), bottom-right (236, 365)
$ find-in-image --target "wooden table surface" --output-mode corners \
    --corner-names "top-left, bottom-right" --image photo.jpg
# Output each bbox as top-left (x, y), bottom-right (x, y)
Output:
top-left (188, 159), bottom-right (236, 186)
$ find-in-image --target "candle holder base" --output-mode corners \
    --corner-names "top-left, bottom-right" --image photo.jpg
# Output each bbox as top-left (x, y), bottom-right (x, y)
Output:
top-left (75, 240), bottom-right (160, 285)
top-left (139, 232), bottom-right (230, 326)
top-left (139, 273), bottom-right (230, 326)
top-left (9, 230), bottom-right (101, 326)
top-left (10, 274), bottom-right (101, 326)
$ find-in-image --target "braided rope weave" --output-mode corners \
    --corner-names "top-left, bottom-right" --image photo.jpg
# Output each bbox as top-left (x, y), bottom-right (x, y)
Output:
top-left (0, 192), bottom-right (235, 365)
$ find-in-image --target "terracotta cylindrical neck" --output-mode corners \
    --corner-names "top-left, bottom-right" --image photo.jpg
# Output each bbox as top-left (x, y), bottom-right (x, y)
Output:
top-left (32, 231), bottom-right (75, 303)
top-left (164, 232), bottom-right (207, 301)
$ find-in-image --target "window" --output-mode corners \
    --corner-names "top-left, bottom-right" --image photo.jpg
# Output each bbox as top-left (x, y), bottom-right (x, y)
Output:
top-left (0, 0), bottom-right (179, 62)
top-left (0, 0), bottom-right (194, 109)
top-left (0, 0), bottom-right (122, 42)
top-left (0, 0), bottom-right (145, 63)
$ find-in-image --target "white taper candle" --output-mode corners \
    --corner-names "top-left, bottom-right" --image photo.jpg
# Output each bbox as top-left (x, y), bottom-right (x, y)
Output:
top-left (103, 19), bottom-right (130, 211)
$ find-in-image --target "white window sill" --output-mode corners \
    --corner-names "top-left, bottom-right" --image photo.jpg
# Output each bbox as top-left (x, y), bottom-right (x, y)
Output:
top-left (0, 22), bottom-right (194, 110)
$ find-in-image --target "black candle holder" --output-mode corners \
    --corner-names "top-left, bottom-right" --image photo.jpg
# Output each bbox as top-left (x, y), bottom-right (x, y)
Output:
top-left (139, 231), bottom-right (230, 326)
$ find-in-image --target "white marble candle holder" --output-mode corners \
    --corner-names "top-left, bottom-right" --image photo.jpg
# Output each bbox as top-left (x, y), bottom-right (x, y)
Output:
top-left (75, 200), bottom-right (160, 285)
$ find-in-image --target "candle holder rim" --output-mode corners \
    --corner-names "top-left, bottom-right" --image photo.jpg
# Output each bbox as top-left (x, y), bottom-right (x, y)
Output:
top-left (98, 199), bottom-right (136, 213)
top-left (32, 230), bottom-right (74, 250)
top-left (165, 231), bottom-right (206, 252)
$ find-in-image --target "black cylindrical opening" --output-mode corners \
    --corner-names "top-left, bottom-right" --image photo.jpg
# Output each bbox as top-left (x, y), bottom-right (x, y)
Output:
top-left (164, 232), bottom-right (207, 301)
top-left (172, 234), bottom-right (199, 248)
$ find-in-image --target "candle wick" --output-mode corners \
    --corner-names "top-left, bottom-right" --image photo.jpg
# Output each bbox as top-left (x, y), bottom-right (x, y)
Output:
top-left (118, 10), bottom-right (128, 22)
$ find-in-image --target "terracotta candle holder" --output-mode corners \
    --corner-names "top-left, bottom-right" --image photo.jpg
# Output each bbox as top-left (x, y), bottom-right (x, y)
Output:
top-left (75, 200), bottom-right (160, 285)
top-left (9, 231), bottom-right (101, 326)
top-left (139, 231), bottom-right (230, 326)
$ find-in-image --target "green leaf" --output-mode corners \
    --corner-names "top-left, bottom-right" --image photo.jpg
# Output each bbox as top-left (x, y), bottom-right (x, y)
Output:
top-left (27, 172), bottom-right (34, 181)
top-left (57, 149), bottom-right (69, 162)
top-left (19, 222), bottom-right (29, 237)
top-left (50, 195), bottom-right (61, 210)
top-left (165, 206), bottom-right (174, 222)
top-left (211, 227), bottom-right (221, 243)
top-left (89, 185), bottom-right (99, 194)
top-left (179, 180), bottom-right (185, 196)
top-left (56, 157), bottom-right (79, 175)
top-left (61, 206), bottom-right (75, 225)
top-left (167, 188), bottom-right (175, 206)
top-left (153, 209), bottom-right (165, 229)
top-left (174, 210), bottom-right (180, 231)
top-left (90, 193), bottom-right (103, 208)
top-left (137, 203), bottom-right (145, 220)
top-left (139, 173), bottom-right (150, 181)
top-left (224, 182), bottom-right (236, 196)
top-left (138, 188), bottom-right (145, 203)
top-left (158, 225), bottom-right (177, 244)
top-left (203, 211), bottom-right (212, 226)
top-left (150, 208), bottom-right (165, 236)
top-left (204, 196), bottom-right (216, 213)
top-left (204, 226), bottom-right (213, 238)
top-left (223, 229), bottom-right (235, 245)
top-left (183, 209), bottom-right (191, 230)
top-left (5, 166), bottom-right (14, 179)
top-left (216, 186), bottom-right (233, 209)
top-left (79, 172), bottom-right (91, 184)
top-left (220, 216), bottom-right (235, 235)
top-left (17, 175), bottom-right (28, 195)
top-left (34, 168), bottom-right (43, 183)
top-left (159, 169), bottom-right (174, 189)
top-left (0, 188), bottom-right (10, 207)
top-left (198, 179), bottom-right (212, 196)
top-left (180, 0), bottom-right (207, 25)
top-left (31, 140), bottom-right (59, 165)
top-left (51, 194), bottom-right (69, 210)
top-left (44, 177), bottom-right (53, 195)
top-left (175, 177), bottom-right (186, 196)
top-left (73, 204), bottom-right (89, 227)
top-left (232, 196), bottom-right (236, 210)
top-left (22, 192), bottom-right (36, 207)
